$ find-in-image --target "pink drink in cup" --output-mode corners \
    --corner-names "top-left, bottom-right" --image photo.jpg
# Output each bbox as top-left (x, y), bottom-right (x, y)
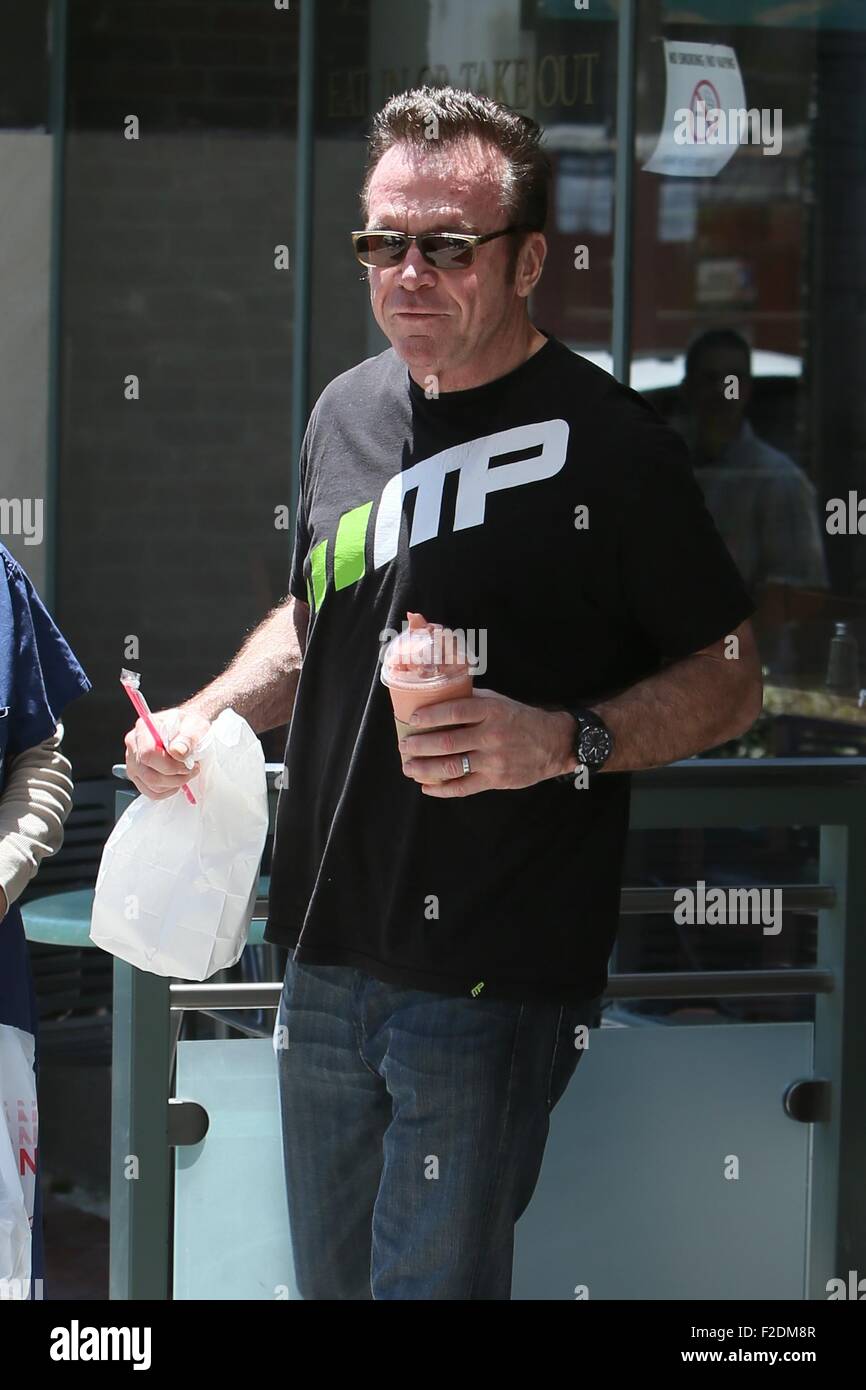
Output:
top-left (380, 612), bottom-right (474, 742)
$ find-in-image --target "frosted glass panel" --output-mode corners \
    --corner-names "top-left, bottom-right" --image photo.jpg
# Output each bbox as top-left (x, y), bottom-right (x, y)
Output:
top-left (513, 1022), bottom-right (812, 1300)
top-left (173, 1024), bottom-right (812, 1300)
top-left (174, 1038), bottom-right (296, 1301)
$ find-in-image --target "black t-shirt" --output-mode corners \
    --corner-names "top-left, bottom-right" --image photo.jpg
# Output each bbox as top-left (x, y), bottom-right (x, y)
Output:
top-left (264, 334), bottom-right (755, 1004)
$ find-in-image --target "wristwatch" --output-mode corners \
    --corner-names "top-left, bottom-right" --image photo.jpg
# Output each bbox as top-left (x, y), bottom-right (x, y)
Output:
top-left (566, 707), bottom-right (614, 773)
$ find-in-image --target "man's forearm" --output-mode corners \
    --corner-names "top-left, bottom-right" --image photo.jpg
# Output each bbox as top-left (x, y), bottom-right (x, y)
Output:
top-left (181, 597), bottom-right (308, 734)
top-left (549, 649), bottom-right (762, 776)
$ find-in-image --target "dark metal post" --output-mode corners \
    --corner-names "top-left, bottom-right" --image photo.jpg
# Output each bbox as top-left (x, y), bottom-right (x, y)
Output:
top-left (289, 0), bottom-right (316, 530)
top-left (45, 0), bottom-right (68, 610)
top-left (611, 0), bottom-right (637, 385)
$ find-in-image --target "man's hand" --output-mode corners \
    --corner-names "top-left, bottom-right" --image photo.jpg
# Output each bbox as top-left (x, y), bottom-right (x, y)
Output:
top-left (399, 689), bottom-right (574, 798)
top-left (124, 706), bottom-right (212, 800)
top-left (0, 885), bottom-right (7, 921)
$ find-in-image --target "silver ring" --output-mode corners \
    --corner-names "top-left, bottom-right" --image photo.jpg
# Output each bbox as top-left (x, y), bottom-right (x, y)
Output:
top-left (461, 754), bottom-right (471, 776)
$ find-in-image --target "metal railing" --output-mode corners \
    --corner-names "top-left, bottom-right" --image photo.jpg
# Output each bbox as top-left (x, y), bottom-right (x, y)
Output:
top-left (108, 757), bottom-right (866, 1302)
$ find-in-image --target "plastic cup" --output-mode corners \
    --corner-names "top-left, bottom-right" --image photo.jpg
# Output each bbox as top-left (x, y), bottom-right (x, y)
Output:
top-left (380, 616), bottom-right (474, 742)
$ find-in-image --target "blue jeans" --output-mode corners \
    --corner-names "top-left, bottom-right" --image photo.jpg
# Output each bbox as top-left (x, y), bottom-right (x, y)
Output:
top-left (274, 958), bottom-right (601, 1300)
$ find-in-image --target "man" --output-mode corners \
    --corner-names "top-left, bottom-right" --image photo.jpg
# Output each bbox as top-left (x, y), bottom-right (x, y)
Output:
top-left (124, 88), bottom-right (762, 1300)
top-left (674, 328), bottom-right (829, 595)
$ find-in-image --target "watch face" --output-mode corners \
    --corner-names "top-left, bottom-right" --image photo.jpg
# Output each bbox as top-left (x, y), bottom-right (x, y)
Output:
top-left (578, 721), bottom-right (612, 768)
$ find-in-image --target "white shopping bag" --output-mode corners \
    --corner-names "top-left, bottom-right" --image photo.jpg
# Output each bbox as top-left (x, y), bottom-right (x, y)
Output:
top-left (0, 1022), bottom-right (36, 1289)
top-left (90, 708), bottom-right (269, 980)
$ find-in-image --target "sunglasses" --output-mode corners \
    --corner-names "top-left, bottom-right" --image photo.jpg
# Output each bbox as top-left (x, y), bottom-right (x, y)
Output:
top-left (351, 224), bottom-right (529, 271)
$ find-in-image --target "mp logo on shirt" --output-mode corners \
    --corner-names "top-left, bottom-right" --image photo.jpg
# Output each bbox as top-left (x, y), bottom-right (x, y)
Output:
top-left (305, 418), bottom-right (569, 611)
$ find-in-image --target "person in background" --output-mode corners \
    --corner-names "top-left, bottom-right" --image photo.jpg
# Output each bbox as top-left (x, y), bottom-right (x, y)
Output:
top-left (673, 329), bottom-right (829, 597)
top-left (0, 543), bottom-right (91, 1297)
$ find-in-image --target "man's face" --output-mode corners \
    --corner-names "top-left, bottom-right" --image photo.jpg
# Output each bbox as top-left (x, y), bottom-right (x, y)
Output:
top-left (362, 136), bottom-right (543, 385)
top-left (683, 345), bottom-right (752, 450)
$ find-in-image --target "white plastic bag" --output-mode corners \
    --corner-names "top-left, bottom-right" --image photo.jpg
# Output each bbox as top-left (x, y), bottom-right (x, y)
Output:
top-left (0, 1022), bottom-right (36, 1289)
top-left (90, 708), bottom-right (269, 980)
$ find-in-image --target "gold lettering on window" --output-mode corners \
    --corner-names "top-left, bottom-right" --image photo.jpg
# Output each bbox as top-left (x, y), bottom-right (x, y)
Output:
top-left (325, 54), bottom-right (602, 120)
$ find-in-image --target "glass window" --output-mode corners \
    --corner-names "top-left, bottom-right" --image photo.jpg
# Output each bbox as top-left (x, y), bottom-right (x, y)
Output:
top-left (631, 0), bottom-right (866, 760)
top-left (616, 0), bottom-right (866, 1022)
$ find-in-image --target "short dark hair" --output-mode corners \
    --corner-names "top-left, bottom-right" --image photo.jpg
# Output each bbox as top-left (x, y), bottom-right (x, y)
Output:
top-left (685, 329), bottom-right (752, 379)
top-left (361, 86), bottom-right (552, 234)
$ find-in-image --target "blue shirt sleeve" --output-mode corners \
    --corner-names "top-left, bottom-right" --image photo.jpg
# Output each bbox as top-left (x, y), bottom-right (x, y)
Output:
top-left (2, 549), bottom-right (91, 760)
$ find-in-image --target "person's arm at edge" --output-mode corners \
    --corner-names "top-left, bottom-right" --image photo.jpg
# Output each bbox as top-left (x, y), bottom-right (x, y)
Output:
top-left (546, 618), bottom-right (764, 776)
top-left (0, 723), bottom-right (74, 921)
